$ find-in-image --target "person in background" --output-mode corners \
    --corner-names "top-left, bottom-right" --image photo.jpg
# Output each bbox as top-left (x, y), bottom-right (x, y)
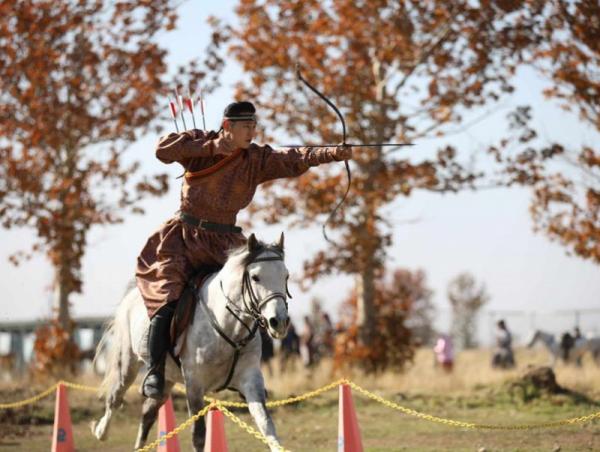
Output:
top-left (492, 319), bottom-right (515, 369)
top-left (320, 312), bottom-right (334, 357)
top-left (433, 334), bottom-right (454, 373)
top-left (279, 320), bottom-right (300, 373)
top-left (260, 327), bottom-right (274, 376)
top-left (300, 315), bottom-right (314, 367)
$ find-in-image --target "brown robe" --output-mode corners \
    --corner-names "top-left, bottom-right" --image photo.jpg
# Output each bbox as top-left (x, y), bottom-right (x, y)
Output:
top-left (136, 131), bottom-right (339, 317)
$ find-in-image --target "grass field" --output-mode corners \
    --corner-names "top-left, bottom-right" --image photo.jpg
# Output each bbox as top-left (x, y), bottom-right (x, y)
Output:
top-left (1, 347), bottom-right (599, 451)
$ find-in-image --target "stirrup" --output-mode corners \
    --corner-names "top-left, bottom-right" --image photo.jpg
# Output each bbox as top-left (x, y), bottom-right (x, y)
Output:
top-left (140, 366), bottom-right (165, 399)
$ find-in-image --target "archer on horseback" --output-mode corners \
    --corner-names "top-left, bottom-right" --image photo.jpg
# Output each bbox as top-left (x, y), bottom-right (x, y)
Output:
top-left (136, 100), bottom-right (353, 399)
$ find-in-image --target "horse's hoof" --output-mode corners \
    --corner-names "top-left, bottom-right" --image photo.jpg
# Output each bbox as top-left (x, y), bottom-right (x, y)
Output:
top-left (91, 419), bottom-right (108, 441)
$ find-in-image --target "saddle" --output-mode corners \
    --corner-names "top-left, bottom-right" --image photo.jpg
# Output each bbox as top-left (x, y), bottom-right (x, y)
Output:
top-left (169, 265), bottom-right (222, 358)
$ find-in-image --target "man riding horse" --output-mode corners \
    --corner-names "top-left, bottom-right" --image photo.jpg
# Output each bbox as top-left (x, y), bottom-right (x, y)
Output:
top-left (136, 101), bottom-right (352, 399)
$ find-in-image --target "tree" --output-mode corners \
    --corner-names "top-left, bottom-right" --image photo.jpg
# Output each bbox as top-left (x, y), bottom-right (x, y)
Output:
top-left (208, 1), bottom-right (538, 346)
top-left (335, 267), bottom-right (430, 373)
top-left (0, 1), bottom-right (214, 336)
top-left (487, 1), bottom-right (600, 264)
top-left (397, 269), bottom-right (436, 346)
top-left (447, 272), bottom-right (489, 350)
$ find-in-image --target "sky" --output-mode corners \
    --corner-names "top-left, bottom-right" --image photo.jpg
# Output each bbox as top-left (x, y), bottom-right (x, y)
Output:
top-left (1, 1), bottom-right (599, 345)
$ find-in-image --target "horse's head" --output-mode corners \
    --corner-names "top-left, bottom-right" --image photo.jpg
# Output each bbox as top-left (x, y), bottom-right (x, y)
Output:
top-left (526, 330), bottom-right (541, 348)
top-left (231, 232), bottom-right (291, 339)
top-left (526, 329), bottom-right (556, 349)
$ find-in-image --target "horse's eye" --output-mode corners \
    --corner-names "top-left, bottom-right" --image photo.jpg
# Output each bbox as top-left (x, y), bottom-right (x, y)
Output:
top-left (252, 275), bottom-right (260, 282)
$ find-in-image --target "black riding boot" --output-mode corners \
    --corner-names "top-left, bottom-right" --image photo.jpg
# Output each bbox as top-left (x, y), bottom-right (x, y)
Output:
top-left (141, 303), bottom-right (176, 399)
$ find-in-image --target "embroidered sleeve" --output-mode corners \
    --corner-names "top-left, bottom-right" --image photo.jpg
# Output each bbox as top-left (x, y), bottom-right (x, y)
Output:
top-left (257, 145), bottom-right (338, 184)
top-left (155, 130), bottom-right (217, 165)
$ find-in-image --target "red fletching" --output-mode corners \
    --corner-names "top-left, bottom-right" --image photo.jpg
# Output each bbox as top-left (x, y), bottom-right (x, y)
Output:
top-left (185, 97), bottom-right (194, 113)
top-left (169, 101), bottom-right (177, 118)
top-left (175, 87), bottom-right (184, 110)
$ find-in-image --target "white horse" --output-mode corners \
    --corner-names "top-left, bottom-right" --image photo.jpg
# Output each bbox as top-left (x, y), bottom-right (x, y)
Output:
top-left (92, 233), bottom-right (291, 451)
top-left (526, 330), bottom-right (561, 366)
top-left (526, 329), bottom-right (600, 366)
top-left (565, 335), bottom-right (600, 366)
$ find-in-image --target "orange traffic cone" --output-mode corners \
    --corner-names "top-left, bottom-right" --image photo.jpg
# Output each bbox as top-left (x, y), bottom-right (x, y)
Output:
top-left (157, 396), bottom-right (180, 452)
top-left (338, 384), bottom-right (363, 452)
top-left (51, 383), bottom-right (74, 452)
top-left (205, 408), bottom-right (228, 452)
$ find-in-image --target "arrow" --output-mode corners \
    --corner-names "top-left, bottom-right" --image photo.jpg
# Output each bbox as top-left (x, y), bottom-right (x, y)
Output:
top-left (278, 143), bottom-right (414, 148)
top-left (168, 99), bottom-right (179, 133)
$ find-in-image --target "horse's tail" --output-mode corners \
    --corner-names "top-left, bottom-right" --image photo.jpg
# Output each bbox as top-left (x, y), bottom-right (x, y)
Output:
top-left (93, 320), bottom-right (115, 395)
top-left (95, 284), bottom-right (136, 399)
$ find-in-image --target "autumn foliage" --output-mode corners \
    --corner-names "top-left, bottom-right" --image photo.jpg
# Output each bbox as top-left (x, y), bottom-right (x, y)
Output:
top-left (0, 1), bottom-right (212, 333)
top-left (485, 1), bottom-right (600, 263)
top-left (334, 268), bottom-right (433, 373)
top-left (210, 0), bottom-right (525, 347)
top-left (209, 1), bottom-right (600, 363)
top-left (30, 319), bottom-right (80, 378)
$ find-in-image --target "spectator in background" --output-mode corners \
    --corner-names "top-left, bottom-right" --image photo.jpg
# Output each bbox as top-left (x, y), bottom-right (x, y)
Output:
top-left (561, 326), bottom-right (584, 364)
top-left (492, 319), bottom-right (515, 369)
top-left (312, 311), bottom-right (334, 362)
top-left (560, 330), bottom-right (575, 361)
top-left (433, 334), bottom-right (454, 373)
top-left (279, 320), bottom-right (300, 373)
top-left (260, 327), bottom-right (274, 376)
top-left (300, 315), bottom-right (314, 367)
top-left (320, 312), bottom-right (334, 357)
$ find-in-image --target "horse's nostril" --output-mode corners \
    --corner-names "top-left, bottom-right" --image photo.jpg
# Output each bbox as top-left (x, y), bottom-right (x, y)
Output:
top-left (269, 317), bottom-right (279, 330)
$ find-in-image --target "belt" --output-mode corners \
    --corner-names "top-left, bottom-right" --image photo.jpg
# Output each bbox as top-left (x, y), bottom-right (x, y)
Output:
top-left (179, 212), bottom-right (242, 234)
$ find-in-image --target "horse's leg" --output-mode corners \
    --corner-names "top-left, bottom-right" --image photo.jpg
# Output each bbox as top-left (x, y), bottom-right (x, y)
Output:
top-left (92, 352), bottom-right (140, 441)
top-left (133, 380), bottom-right (175, 449)
top-left (239, 367), bottom-right (280, 450)
top-left (183, 371), bottom-right (205, 452)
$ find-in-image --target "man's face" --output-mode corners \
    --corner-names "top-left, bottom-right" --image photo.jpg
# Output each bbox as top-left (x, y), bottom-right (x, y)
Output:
top-left (225, 120), bottom-right (256, 149)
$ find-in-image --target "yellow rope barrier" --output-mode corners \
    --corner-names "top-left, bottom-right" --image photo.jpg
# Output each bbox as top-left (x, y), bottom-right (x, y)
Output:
top-left (217, 402), bottom-right (290, 452)
top-left (1, 376), bottom-right (599, 452)
top-left (0, 382), bottom-right (58, 409)
top-left (135, 403), bottom-right (215, 452)
top-left (203, 378), bottom-right (346, 408)
top-left (60, 380), bottom-right (99, 393)
top-left (346, 381), bottom-right (600, 430)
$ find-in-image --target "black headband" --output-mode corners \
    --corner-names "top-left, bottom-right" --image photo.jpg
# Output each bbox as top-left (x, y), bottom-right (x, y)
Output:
top-left (224, 113), bottom-right (256, 122)
top-left (223, 101), bottom-right (256, 122)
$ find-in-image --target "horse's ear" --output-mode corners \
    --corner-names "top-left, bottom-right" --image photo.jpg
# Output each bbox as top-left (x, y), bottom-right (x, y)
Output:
top-left (276, 232), bottom-right (285, 251)
top-left (247, 233), bottom-right (258, 252)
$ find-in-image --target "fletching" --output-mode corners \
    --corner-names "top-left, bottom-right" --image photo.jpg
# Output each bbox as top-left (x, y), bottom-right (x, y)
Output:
top-left (169, 101), bottom-right (177, 118)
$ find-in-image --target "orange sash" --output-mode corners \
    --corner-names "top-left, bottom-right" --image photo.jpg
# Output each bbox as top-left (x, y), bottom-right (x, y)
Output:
top-left (184, 148), bottom-right (244, 181)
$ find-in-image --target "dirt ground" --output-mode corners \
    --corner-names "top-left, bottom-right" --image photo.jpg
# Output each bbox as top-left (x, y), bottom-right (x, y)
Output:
top-left (1, 348), bottom-right (599, 451)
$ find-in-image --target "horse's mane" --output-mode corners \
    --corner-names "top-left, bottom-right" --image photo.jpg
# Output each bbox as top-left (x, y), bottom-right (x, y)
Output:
top-left (225, 240), bottom-right (284, 273)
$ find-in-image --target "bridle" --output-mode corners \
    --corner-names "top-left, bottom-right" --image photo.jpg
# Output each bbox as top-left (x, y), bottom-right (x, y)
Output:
top-left (209, 248), bottom-right (291, 391)
top-left (220, 248), bottom-right (291, 329)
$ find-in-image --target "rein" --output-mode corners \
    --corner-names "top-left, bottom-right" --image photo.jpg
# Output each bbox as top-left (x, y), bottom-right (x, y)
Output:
top-left (206, 249), bottom-right (290, 391)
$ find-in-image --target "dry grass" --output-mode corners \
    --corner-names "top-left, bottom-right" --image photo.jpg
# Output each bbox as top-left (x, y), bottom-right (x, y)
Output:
top-left (264, 347), bottom-right (600, 399)
top-left (1, 347), bottom-right (599, 451)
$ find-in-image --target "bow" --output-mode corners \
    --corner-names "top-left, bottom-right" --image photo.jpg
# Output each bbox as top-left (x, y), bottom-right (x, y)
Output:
top-left (295, 65), bottom-right (351, 243)
top-left (295, 65), bottom-right (413, 243)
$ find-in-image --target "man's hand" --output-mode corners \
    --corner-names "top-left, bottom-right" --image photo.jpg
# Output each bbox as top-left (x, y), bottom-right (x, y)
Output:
top-left (332, 144), bottom-right (353, 161)
top-left (182, 129), bottom-right (203, 140)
